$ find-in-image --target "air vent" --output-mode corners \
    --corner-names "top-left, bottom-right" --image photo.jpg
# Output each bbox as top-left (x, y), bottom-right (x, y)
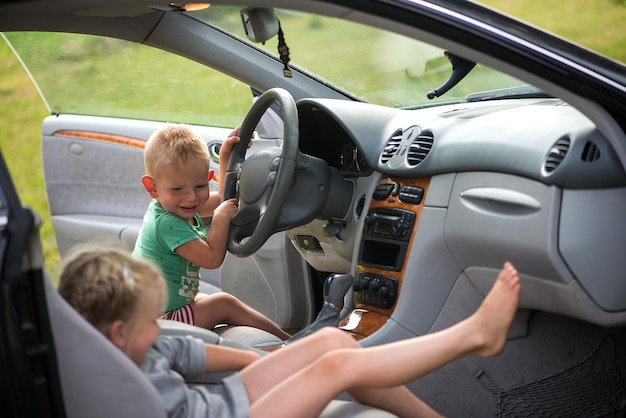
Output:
top-left (581, 141), bottom-right (601, 162)
top-left (543, 137), bottom-right (570, 173)
top-left (380, 129), bottom-right (403, 164)
top-left (407, 131), bottom-right (434, 166)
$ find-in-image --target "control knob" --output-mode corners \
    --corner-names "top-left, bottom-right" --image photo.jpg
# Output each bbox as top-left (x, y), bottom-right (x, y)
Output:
top-left (354, 275), bottom-right (371, 291)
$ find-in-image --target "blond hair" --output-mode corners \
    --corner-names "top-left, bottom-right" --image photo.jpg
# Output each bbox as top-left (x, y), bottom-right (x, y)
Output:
top-left (143, 124), bottom-right (210, 177)
top-left (58, 244), bottom-right (166, 340)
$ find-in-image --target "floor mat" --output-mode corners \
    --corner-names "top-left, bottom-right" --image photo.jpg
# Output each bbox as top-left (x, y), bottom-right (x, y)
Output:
top-left (476, 335), bottom-right (626, 418)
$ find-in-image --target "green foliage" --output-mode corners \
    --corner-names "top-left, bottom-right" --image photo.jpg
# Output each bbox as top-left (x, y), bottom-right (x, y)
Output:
top-left (478, 0), bottom-right (626, 63)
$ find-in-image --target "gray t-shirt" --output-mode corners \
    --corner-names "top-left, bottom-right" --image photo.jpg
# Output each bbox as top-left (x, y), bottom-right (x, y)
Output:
top-left (141, 335), bottom-right (250, 418)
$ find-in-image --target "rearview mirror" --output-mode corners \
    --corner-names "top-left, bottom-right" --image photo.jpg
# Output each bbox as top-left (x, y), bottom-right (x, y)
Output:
top-left (240, 7), bottom-right (279, 43)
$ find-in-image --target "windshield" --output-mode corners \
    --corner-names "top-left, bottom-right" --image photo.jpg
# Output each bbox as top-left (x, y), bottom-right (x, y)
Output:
top-left (3, 5), bottom-right (537, 126)
top-left (191, 6), bottom-right (529, 109)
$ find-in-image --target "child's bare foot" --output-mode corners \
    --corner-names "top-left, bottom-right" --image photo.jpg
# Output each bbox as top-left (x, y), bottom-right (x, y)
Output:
top-left (469, 261), bottom-right (521, 357)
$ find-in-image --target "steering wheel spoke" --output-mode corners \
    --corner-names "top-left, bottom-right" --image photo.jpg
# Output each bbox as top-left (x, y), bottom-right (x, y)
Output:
top-left (223, 88), bottom-right (299, 256)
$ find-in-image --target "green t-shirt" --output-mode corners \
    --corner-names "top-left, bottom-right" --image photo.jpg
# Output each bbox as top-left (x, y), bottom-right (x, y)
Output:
top-left (133, 200), bottom-right (207, 312)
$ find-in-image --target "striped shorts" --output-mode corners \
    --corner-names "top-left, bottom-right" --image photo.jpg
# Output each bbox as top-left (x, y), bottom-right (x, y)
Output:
top-left (160, 304), bottom-right (195, 325)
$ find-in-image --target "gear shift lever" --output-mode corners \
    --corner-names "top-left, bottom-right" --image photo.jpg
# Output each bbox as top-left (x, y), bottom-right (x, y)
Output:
top-left (286, 273), bottom-right (354, 343)
top-left (322, 273), bottom-right (354, 312)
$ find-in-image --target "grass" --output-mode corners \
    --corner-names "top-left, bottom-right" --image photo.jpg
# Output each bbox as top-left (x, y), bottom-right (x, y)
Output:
top-left (0, 40), bottom-right (59, 276)
top-left (478, 0), bottom-right (626, 63)
top-left (0, 1), bottom-right (624, 279)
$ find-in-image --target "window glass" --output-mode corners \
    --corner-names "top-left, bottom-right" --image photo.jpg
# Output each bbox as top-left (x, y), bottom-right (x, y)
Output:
top-left (4, 32), bottom-right (252, 127)
top-left (191, 7), bottom-right (527, 108)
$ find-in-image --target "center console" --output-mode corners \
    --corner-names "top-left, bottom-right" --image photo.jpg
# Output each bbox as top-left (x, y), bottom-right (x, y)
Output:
top-left (355, 207), bottom-right (415, 309)
top-left (341, 177), bottom-right (430, 339)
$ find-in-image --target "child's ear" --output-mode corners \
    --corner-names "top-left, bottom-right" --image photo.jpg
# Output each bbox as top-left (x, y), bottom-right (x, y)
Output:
top-left (141, 175), bottom-right (158, 198)
top-left (106, 319), bottom-right (128, 351)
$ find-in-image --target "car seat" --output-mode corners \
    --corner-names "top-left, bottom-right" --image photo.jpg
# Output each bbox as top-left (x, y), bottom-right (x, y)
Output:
top-left (45, 276), bottom-right (396, 418)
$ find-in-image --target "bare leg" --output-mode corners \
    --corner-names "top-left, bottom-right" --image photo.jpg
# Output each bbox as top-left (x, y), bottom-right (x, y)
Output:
top-left (193, 292), bottom-right (291, 340)
top-left (247, 262), bottom-right (521, 418)
top-left (240, 327), bottom-right (441, 416)
top-left (240, 327), bottom-right (358, 402)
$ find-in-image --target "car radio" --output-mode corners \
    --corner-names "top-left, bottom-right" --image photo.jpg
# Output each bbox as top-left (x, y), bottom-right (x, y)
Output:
top-left (358, 207), bottom-right (415, 271)
top-left (363, 207), bottom-right (415, 241)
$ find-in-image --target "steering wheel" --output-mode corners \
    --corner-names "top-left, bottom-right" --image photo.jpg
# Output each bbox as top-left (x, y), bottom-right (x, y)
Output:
top-left (222, 87), bottom-right (299, 257)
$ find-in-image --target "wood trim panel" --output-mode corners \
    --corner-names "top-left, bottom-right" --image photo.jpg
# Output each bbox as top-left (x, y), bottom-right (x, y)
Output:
top-left (340, 176), bottom-right (431, 339)
top-left (53, 130), bottom-right (146, 149)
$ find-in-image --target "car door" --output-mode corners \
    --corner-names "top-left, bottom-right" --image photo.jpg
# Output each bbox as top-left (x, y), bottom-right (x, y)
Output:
top-left (0, 149), bottom-right (65, 418)
top-left (4, 31), bottom-right (314, 332)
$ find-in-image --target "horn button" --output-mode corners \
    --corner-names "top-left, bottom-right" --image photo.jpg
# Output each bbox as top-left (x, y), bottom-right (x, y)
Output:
top-left (238, 148), bottom-right (282, 204)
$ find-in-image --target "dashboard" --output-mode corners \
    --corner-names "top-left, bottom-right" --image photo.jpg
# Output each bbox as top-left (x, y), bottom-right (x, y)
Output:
top-left (287, 96), bottom-right (626, 332)
top-left (297, 97), bottom-right (626, 189)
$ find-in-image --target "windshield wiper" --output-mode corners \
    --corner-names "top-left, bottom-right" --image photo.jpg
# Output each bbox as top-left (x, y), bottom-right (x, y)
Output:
top-left (427, 51), bottom-right (476, 100)
top-left (466, 85), bottom-right (553, 102)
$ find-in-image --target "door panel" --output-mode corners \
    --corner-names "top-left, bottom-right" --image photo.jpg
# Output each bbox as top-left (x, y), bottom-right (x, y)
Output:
top-left (42, 114), bottom-right (224, 253)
